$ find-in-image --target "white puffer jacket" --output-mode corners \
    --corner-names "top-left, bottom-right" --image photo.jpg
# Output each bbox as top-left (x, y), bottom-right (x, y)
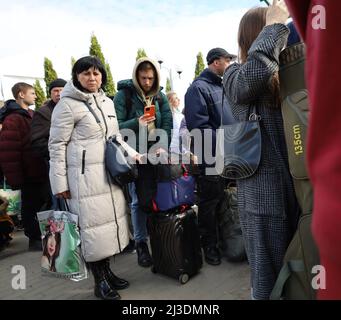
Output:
top-left (49, 81), bottom-right (136, 262)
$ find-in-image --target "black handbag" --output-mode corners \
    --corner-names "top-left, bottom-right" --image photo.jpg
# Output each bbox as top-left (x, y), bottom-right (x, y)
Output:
top-left (216, 91), bottom-right (262, 180)
top-left (105, 135), bottom-right (138, 186)
top-left (83, 101), bottom-right (137, 187)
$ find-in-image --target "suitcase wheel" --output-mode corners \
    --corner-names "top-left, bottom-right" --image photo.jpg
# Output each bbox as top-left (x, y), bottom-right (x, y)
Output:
top-left (151, 266), bottom-right (157, 274)
top-left (179, 273), bottom-right (189, 284)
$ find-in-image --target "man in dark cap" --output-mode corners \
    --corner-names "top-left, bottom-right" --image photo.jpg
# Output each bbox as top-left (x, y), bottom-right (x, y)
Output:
top-left (206, 48), bottom-right (237, 66)
top-left (31, 78), bottom-right (67, 214)
top-left (184, 48), bottom-right (236, 265)
top-left (31, 78), bottom-right (67, 161)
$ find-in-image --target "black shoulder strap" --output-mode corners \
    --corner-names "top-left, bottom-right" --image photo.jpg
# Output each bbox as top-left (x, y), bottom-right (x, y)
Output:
top-left (153, 93), bottom-right (163, 108)
top-left (83, 100), bottom-right (109, 139)
top-left (72, 97), bottom-right (102, 125)
top-left (84, 101), bottom-right (101, 124)
top-left (123, 88), bottom-right (162, 114)
top-left (124, 88), bottom-right (133, 114)
top-left (221, 88), bottom-right (257, 125)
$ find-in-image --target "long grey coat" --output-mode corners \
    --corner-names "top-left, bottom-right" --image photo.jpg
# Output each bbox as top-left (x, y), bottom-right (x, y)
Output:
top-left (223, 24), bottom-right (299, 299)
top-left (49, 81), bottom-right (137, 262)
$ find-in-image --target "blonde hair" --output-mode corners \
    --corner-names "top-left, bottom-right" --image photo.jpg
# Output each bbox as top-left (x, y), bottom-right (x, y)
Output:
top-left (166, 91), bottom-right (179, 110)
top-left (166, 91), bottom-right (176, 101)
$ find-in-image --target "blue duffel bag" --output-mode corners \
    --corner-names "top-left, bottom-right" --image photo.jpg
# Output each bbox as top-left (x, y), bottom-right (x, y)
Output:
top-left (152, 165), bottom-right (195, 212)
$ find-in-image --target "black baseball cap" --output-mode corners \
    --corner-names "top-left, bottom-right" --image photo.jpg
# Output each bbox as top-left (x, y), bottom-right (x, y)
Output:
top-left (206, 48), bottom-right (237, 65)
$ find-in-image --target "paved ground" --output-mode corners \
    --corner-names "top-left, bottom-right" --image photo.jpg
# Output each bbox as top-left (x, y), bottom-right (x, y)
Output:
top-left (0, 230), bottom-right (250, 300)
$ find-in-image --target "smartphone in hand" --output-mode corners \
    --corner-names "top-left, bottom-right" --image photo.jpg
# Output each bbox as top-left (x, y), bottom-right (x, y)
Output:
top-left (144, 105), bottom-right (156, 118)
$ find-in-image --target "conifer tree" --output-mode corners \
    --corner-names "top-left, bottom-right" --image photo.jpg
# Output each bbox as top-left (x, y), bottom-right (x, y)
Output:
top-left (136, 48), bottom-right (147, 61)
top-left (89, 34), bottom-right (116, 95)
top-left (194, 52), bottom-right (205, 80)
top-left (44, 57), bottom-right (58, 97)
top-left (33, 80), bottom-right (46, 109)
top-left (105, 63), bottom-right (116, 96)
top-left (166, 78), bottom-right (172, 93)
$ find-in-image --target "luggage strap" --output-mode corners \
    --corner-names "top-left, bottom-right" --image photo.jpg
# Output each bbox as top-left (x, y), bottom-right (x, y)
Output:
top-left (181, 164), bottom-right (189, 177)
top-left (152, 199), bottom-right (159, 213)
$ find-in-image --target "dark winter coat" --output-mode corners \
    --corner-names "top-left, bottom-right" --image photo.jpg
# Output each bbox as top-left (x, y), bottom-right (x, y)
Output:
top-left (31, 99), bottom-right (56, 161)
top-left (184, 68), bottom-right (235, 171)
top-left (0, 100), bottom-right (46, 189)
top-left (222, 24), bottom-right (299, 300)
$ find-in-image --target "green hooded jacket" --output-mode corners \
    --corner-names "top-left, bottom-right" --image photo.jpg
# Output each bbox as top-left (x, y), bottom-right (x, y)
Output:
top-left (113, 57), bottom-right (173, 152)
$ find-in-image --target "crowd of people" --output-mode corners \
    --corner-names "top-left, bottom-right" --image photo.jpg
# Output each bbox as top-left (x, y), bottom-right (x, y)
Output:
top-left (0, 0), bottom-right (340, 300)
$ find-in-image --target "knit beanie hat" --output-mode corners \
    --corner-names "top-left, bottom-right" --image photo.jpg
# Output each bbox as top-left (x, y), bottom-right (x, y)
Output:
top-left (49, 78), bottom-right (67, 94)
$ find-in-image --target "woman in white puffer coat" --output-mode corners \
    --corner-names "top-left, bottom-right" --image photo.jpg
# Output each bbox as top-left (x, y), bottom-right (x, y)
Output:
top-left (49, 56), bottom-right (141, 300)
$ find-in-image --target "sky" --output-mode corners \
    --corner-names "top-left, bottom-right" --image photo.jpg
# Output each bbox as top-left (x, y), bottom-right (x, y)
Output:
top-left (0, 0), bottom-right (267, 100)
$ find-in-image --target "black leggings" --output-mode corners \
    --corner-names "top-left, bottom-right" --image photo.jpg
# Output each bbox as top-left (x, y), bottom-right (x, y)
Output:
top-left (21, 181), bottom-right (51, 240)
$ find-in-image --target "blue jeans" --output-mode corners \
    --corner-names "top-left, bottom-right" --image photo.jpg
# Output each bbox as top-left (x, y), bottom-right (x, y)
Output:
top-left (128, 182), bottom-right (148, 243)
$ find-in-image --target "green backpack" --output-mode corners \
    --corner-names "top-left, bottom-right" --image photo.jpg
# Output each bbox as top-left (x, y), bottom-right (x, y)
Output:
top-left (270, 42), bottom-right (319, 300)
top-left (217, 186), bottom-right (247, 263)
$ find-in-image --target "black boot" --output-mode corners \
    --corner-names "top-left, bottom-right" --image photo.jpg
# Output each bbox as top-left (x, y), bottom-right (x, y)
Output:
top-left (203, 246), bottom-right (221, 266)
top-left (90, 260), bottom-right (121, 300)
top-left (103, 258), bottom-right (129, 290)
top-left (28, 238), bottom-right (42, 251)
top-left (136, 241), bottom-right (152, 267)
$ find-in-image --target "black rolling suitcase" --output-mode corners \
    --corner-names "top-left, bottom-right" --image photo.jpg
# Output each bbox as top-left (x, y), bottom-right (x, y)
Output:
top-left (148, 208), bottom-right (203, 284)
